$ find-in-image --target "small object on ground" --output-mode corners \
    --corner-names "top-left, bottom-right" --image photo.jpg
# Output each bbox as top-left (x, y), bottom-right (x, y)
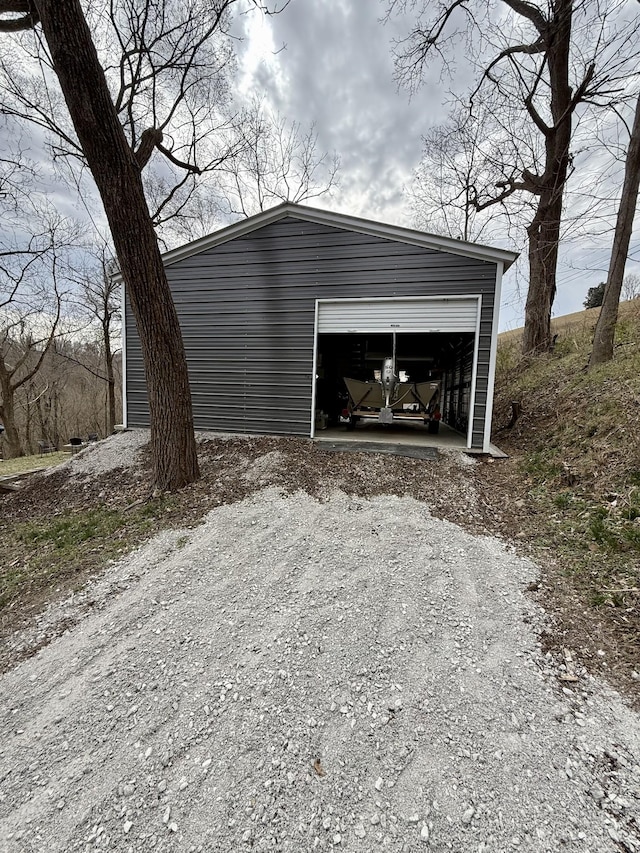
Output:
top-left (313, 758), bottom-right (325, 777)
top-left (559, 648), bottom-right (579, 683)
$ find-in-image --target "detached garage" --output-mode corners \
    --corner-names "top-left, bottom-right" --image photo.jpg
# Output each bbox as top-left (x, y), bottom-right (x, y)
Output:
top-left (122, 203), bottom-right (517, 452)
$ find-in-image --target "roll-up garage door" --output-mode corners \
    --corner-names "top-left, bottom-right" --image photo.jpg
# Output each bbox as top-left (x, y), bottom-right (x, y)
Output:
top-left (317, 297), bottom-right (479, 334)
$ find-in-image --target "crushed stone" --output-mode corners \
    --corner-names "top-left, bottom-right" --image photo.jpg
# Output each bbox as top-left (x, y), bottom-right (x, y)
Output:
top-left (1, 484), bottom-right (639, 852)
top-left (45, 430), bottom-right (149, 477)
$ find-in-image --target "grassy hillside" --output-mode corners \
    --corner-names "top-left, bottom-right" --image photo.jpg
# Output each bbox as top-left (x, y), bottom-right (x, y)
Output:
top-left (495, 299), bottom-right (640, 492)
top-left (487, 299), bottom-right (640, 698)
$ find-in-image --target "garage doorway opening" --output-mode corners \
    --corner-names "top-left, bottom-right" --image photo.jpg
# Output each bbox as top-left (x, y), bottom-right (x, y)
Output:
top-left (314, 331), bottom-right (475, 444)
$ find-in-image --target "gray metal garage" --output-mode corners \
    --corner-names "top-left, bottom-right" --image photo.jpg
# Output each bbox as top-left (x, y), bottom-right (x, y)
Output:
top-left (122, 203), bottom-right (517, 451)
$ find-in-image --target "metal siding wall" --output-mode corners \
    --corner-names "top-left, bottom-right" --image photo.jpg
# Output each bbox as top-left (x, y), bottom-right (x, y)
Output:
top-left (125, 217), bottom-right (498, 446)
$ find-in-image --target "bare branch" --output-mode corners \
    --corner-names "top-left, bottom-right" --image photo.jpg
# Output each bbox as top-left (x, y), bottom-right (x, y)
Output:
top-left (155, 139), bottom-right (202, 174)
top-left (134, 127), bottom-right (163, 169)
top-left (0, 0), bottom-right (39, 31)
top-left (500, 0), bottom-right (546, 33)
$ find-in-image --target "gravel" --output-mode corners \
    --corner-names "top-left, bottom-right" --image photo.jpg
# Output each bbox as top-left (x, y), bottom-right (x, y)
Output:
top-left (44, 430), bottom-right (150, 477)
top-left (1, 437), bottom-right (640, 852)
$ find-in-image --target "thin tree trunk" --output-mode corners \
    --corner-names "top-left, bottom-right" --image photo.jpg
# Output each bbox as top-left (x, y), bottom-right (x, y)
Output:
top-left (52, 385), bottom-right (59, 449)
top-left (589, 92), bottom-right (640, 367)
top-left (102, 318), bottom-right (116, 434)
top-left (35, 0), bottom-right (199, 489)
top-left (24, 391), bottom-right (32, 453)
top-left (0, 391), bottom-right (23, 458)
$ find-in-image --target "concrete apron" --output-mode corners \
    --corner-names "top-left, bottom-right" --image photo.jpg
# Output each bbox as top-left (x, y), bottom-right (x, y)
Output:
top-left (313, 422), bottom-right (508, 460)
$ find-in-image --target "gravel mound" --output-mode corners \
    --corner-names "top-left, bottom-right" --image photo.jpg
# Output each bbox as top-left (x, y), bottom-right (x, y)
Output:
top-left (45, 431), bottom-right (150, 477)
top-left (1, 488), bottom-right (639, 852)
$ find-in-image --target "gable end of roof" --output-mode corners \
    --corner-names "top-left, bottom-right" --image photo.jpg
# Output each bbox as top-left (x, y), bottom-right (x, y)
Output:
top-left (159, 202), bottom-right (519, 271)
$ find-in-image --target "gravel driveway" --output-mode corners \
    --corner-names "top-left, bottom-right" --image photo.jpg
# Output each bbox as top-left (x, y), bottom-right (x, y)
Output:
top-left (1, 439), bottom-right (639, 852)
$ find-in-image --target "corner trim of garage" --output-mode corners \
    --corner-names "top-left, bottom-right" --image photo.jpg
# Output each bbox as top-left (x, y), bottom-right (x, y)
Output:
top-left (310, 299), bottom-right (320, 439)
top-left (121, 281), bottom-right (128, 430)
top-left (484, 261), bottom-right (504, 452)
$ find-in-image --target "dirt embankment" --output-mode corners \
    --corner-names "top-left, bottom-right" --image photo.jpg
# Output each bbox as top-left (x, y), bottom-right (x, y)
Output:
top-left (1, 432), bottom-right (640, 851)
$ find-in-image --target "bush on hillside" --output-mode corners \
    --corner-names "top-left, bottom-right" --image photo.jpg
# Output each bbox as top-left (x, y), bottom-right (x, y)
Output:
top-left (583, 282), bottom-right (605, 309)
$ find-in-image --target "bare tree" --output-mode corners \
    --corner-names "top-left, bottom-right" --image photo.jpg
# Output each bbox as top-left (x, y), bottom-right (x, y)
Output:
top-left (410, 110), bottom-right (486, 242)
top-left (155, 101), bottom-right (340, 245)
top-left (622, 273), bottom-right (640, 301)
top-left (218, 100), bottom-right (339, 219)
top-left (589, 91), bottom-right (640, 367)
top-left (408, 101), bottom-right (532, 242)
top-left (0, 0), bottom-right (282, 489)
top-left (81, 253), bottom-right (121, 436)
top-left (63, 242), bottom-right (122, 436)
top-left (0, 216), bottom-right (68, 458)
top-left (387, 0), bottom-right (640, 355)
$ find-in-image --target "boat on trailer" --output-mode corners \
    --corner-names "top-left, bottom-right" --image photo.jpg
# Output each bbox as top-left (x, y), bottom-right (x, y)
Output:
top-left (341, 356), bottom-right (441, 430)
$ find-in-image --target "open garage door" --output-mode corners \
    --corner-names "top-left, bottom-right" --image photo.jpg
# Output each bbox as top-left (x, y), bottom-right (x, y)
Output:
top-left (317, 296), bottom-right (480, 334)
top-left (313, 296), bottom-right (481, 446)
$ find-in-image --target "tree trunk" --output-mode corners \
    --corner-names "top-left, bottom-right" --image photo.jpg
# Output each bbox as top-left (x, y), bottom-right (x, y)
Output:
top-left (102, 318), bottom-right (117, 435)
top-left (522, 192), bottom-right (563, 353)
top-left (522, 0), bottom-right (572, 356)
top-left (35, 0), bottom-right (199, 489)
top-left (0, 390), bottom-right (23, 458)
top-left (589, 92), bottom-right (640, 367)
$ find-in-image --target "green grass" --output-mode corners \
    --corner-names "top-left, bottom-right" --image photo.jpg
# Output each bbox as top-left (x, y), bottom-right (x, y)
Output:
top-left (0, 451), bottom-right (68, 477)
top-left (0, 499), bottom-right (170, 609)
top-left (17, 509), bottom-right (125, 549)
top-left (495, 307), bottom-right (640, 619)
top-left (522, 450), bottom-right (563, 482)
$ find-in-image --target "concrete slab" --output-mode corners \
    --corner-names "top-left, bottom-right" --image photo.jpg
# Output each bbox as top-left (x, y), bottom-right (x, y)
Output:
top-left (316, 421), bottom-right (466, 449)
top-left (314, 422), bottom-right (508, 459)
top-left (465, 443), bottom-right (510, 459)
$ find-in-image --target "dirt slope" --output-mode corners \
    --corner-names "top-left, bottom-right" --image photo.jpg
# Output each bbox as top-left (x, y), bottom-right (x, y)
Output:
top-left (1, 439), bottom-right (639, 852)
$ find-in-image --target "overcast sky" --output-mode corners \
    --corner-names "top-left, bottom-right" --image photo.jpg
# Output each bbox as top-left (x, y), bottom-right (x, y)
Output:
top-left (232, 0), bottom-right (640, 331)
top-left (2, 1), bottom-right (638, 332)
top-left (235, 2), bottom-right (439, 225)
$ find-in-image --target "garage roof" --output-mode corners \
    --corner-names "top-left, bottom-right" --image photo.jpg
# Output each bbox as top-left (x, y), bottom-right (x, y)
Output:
top-left (159, 202), bottom-right (519, 272)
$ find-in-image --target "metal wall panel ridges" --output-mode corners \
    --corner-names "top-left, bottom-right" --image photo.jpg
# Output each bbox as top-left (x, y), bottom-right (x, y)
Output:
top-left (125, 216), bottom-right (499, 446)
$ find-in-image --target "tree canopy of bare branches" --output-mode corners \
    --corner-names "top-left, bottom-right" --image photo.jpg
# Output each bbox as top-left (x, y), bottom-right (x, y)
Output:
top-left (388, 0), bottom-right (640, 355)
top-left (218, 100), bottom-right (340, 219)
top-left (408, 101), bottom-right (534, 243)
top-left (64, 240), bottom-right (122, 436)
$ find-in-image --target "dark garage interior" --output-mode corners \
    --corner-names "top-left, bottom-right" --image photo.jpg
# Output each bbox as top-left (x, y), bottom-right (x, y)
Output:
top-left (315, 332), bottom-right (475, 437)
